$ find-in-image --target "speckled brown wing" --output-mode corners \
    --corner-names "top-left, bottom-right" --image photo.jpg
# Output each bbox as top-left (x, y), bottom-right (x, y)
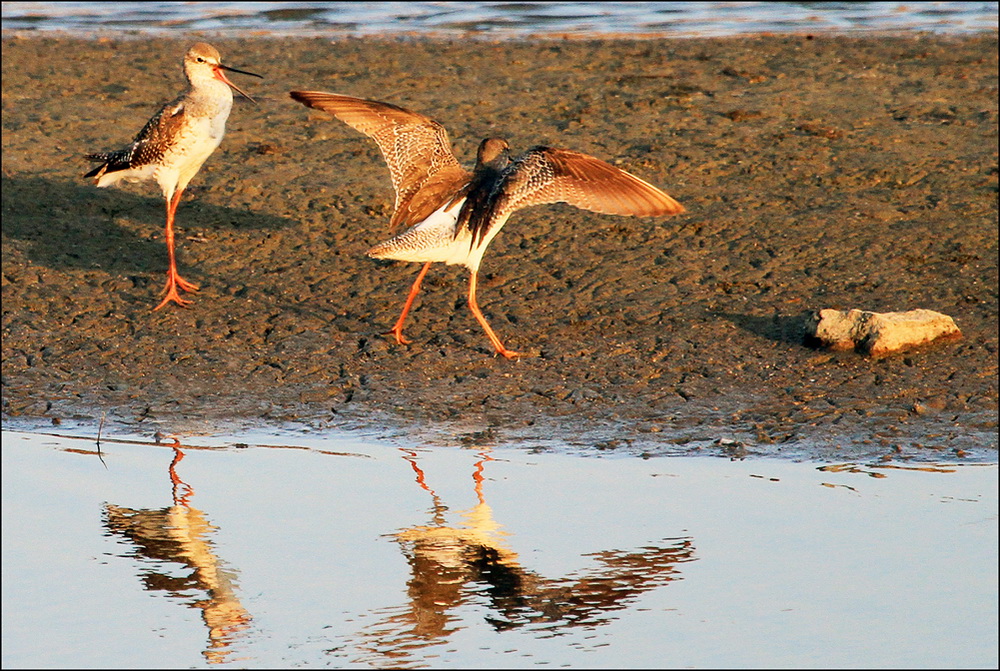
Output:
top-left (471, 146), bottom-right (685, 244)
top-left (289, 91), bottom-right (471, 229)
top-left (84, 97), bottom-right (189, 179)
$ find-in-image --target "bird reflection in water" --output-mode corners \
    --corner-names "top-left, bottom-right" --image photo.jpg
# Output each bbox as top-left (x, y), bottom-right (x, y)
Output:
top-left (352, 448), bottom-right (695, 663)
top-left (102, 437), bottom-right (251, 664)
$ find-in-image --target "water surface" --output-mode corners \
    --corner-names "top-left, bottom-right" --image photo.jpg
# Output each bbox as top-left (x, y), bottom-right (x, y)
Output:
top-left (3, 1), bottom-right (998, 37)
top-left (3, 429), bottom-right (996, 668)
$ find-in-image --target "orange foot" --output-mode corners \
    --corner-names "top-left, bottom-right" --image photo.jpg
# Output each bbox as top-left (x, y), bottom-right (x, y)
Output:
top-left (154, 285), bottom-right (193, 310)
top-left (386, 327), bottom-right (412, 345)
top-left (154, 272), bottom-right (199, 311)
top-left (174, 274), bottom-right (200, 294)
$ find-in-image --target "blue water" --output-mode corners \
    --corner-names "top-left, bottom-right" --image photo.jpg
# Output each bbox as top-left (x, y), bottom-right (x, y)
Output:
top-left (2, 1), bottom-right (997, 38)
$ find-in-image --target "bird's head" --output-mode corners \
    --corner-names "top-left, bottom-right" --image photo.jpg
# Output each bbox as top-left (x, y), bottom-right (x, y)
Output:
top-left (476, 138), bottom-right (510, 170)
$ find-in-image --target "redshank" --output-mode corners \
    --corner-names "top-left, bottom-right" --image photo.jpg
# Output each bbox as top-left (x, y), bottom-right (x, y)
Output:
top-left (85, 43), bottom-right (262, 310)
top-left (290, 91), bottom-right (684, 359)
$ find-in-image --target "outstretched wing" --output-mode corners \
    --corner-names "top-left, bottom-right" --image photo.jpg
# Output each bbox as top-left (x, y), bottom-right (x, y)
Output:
top-left (471, 146), bottom-right (684, 245)
top-left (497, 147), bottom-right (684, 217)
top-left (290, 91), bottom-right (471, 229)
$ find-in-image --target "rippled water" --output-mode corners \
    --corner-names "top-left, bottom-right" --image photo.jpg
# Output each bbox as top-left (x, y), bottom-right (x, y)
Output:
top-left (2, 1), bottom-right (998, 37)
top-left (3, 428), bottom-right (997, 668)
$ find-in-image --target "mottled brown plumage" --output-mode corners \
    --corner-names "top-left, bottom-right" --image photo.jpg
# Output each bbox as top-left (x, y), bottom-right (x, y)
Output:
top-left (290, 90), bottom-right (684, 358)
top-left (84, 102), bottom-right (189, 183)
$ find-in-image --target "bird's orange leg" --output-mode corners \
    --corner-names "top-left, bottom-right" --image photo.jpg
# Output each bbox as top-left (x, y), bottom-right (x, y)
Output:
top-left (154, 189), bottom-right (200, 311)
top-left (467, 270), bottom-right (520, 360)
top-left (387, 261), bottom-right (431, 345)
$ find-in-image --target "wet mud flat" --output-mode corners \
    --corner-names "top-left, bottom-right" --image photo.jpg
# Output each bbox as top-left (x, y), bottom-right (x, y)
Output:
top-left (2, 34), bottom-right (997, 460)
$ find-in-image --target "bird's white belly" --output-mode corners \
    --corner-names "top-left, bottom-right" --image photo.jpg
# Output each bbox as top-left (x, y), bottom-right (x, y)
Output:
top-left (368, 200), bottom-right (478, 267)
top-left (157, 112), bottom-right (227, 193)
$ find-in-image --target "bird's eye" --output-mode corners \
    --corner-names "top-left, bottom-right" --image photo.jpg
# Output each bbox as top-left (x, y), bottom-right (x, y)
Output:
top-left (196, 57), bottom-right (205, 63)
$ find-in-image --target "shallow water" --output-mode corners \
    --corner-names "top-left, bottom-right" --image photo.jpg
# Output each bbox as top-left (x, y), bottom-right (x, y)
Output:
top-left (2, 1), bottom-right (998, 37)
top-left (2, 428), bottom-right (996, 668)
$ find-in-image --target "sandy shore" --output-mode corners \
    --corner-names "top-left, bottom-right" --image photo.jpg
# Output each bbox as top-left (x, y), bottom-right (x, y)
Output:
top-left (2, 34), bottom-right (997, 460)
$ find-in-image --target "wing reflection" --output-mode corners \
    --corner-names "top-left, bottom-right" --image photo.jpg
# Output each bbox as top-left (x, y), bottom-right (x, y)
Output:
top-left (354, 448), bottom-right (695, 662)
top-left (102, 440), bottom-right (251, 665)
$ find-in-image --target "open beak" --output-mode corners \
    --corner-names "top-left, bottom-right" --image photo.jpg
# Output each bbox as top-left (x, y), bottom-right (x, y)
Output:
top-left (213, 63), bottom-right (263, 104)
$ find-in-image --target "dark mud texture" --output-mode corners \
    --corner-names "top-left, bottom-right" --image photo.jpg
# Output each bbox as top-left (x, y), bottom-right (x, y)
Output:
top-left (2, 34), bottom-right (997, 460)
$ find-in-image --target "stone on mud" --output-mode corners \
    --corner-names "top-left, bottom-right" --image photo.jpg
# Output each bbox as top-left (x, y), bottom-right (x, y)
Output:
top-left (807, 308), bottom-right (961, 357)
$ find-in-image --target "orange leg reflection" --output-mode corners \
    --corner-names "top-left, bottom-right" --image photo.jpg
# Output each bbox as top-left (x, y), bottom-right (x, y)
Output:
top-left (400, 448), bottom-right (436, 496)
top-left (471, 449), bottom-right (493, 505)
top-left (400, 448), bottom-right (446, 525)
top-left (166, 437), bottom-right (194, 507)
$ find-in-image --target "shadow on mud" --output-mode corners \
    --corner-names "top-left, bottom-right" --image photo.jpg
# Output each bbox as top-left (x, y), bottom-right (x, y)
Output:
top-left (0, 175), bottom-right (294, 275)
top-left (713, 310), bottom-right (813, 347)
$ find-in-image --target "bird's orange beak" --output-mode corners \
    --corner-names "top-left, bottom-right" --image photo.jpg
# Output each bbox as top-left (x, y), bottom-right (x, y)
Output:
top-left (213, 63), bottom-right (262, 104)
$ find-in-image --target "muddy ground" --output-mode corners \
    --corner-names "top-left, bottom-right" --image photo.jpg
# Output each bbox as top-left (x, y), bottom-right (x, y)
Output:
top-left (2, 34), bottom-right (997, 460)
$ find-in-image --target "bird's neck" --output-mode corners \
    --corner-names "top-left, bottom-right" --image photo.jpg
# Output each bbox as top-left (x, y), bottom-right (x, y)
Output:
top-left (455, 166), bottom-right (505, 245)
